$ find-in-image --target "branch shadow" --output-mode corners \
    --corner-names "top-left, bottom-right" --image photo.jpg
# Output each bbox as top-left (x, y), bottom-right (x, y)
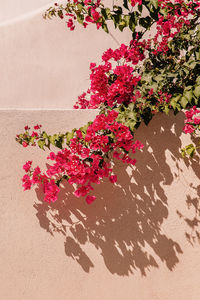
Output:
top-left (34, 111), bottom-right (186, 276)
top-left (176, 151), bottom-right (200, 246)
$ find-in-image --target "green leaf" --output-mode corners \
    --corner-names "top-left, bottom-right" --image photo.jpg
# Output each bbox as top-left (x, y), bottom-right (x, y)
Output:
top-left (125, 120), bottom-right (137, 131)
top-left (102, 23), bottom-right (109, 33)
top-left (66, 131), bottom-right (75, 144)
top-left (128, 12), bottom-right (138, 32)
top-left (49, 135), bottom-right (56, 146)
top-left (38, 140), bottom-right (45, 150)
top-left (123, 0), bottom-right (129, 10)
top-left (77, 13), bottom-right (84, 24)
top-left (111, 14), bottom-right (121, 28)
top-left (30, 137), bottom-right (35, 144)
top-left (181, 148), bottom-right (186, 158)
top-left (183, 88), bottom-right (193, 103)
top-left (80, 124), bottom-right (89, 134)
top-left (194, 85), bottom-right (200, 99)
top-left (139, 16), bottom-right (152, 29)
top-left (113, 6), bottom-right (123, 15)
top-left (180, 96), bottom-right (188, 108)
top-left (42, 132), bottom-right (48, 139)
top-left (196, 76), bottom-right (200, 85)
top-left (55, 137), bottom-right (63, 149)
top-left (163, 105), bottom-right (170, 115)
top-left (185, 144), bottom-right (196, 157)
top-left (129, 19), bottom-right (135, 32)
top-left (118, 19), bottom-right (127, 31)
top-left (101, 8), bottom-right (111, 19)
top-left (127, 111), bottom-right (138, 121)
top-left (170, 94), bottom-right (181, 109)
top-left (150, 0), bottom-right (158, 9)
top-left (123, 15), bottom-right (131, 26)
top-left (77, 3), bottom-right (83, 11)
top-left (138, 4), bottom-right (143, 12)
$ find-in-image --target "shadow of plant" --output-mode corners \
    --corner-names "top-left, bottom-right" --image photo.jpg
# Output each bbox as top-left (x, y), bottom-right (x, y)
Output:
top-left (34, 111), bottom-right (185, 276)
top-left (176, 152), bottom-right (200, 246)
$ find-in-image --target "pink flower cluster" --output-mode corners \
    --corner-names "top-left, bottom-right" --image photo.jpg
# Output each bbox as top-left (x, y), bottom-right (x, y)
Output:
top-left (22, 111), bottom-right (143, 204)
top-left (16, 124), bottom-right (42, 148)
top-left (19, 0), bottom-right (200, 206)
top-left (153, 0), bottom-right (200, 54)
top-left (73, 42), bottom-right (146, 109)
top-left (183, 106), bottom-right (200, 134)
top-left (55, 0), bottom-right (102, 31)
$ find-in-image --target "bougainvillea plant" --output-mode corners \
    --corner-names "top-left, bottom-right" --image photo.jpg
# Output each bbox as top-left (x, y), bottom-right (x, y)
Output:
top-left (16, 0), bottom-right (200, 204)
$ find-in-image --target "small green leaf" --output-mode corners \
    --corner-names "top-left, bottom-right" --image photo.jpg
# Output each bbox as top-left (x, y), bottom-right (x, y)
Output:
top-left (139, 16), bottom-right (152, 29)
top-left (101, 8), bottom-right (111, 19)
top-left (123, 15), bottom-right (131, 26)
top-left (150, 0), bottom-right (158, 9)
top-left (55, 137), bottom-right (63, 149)
top-left (111, 14), bottom-right (121, 28)
top-left (66, 131), bottom-right (75, 144)
top-left (180, 96), bottom-right (188, 108)
top-left (123, 0), bottom-right (129, 10)
top-left (49, 135), bottom-right (56, 146)
top-left (113, 6), bottom-right (123, 15)
top-left (183, 89), bottom-right (193, 103)
top-left (194, 85), bottom-right (200, 98)
top-left (163, 105), bottom-right (170, 115)
top-left (118, 19), bottom-right (127, 31)
top-left (102, 23), bottom-right (109, 33)
top-left (185, 144), bottom-right (196, 157)
top-left (42, 132), bottom-right (48, 139)
top-left (77, 3), bottom-right (83, 11)
top-left (77, 13), bottom-right (84, 24)
top-left (170, 94), bottom-right (181, 109)
top-left (138, 4), bottom-right (143, 12)
top-left (38, 140), bottom-right (45, 150)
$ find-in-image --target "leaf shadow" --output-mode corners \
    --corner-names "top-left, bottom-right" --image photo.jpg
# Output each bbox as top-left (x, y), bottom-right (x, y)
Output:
top-left (34, 111), bottom-right (186, 276)
top-left (176, 154), bottom-right (200, 246)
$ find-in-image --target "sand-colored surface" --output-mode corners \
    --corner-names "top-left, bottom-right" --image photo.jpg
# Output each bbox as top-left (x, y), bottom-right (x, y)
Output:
top-left (1, 2), bottom-right (200, 299)
top-left (0, 3), bottom-right (131, 109)
top-left (1, 110), bottom-right (200, 300)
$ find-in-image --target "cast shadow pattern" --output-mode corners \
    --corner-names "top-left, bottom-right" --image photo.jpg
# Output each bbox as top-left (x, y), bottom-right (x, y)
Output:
top-left (34, 112), bottom-right (186, 276)
top-left (176, 148), bottom-right (200, 246)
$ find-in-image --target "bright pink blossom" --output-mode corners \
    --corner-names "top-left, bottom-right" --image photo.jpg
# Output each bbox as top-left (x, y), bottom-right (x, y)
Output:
top-left (23, 161), bottom-right (32, 172)
top-left (183, 124), bottom-right (195, 134)
top-left (86, 195), bottom-right (96, 204)
top-left (22, 141), bottom-right (28, 147)
top-left (109, 175), bottom-right (117, 183)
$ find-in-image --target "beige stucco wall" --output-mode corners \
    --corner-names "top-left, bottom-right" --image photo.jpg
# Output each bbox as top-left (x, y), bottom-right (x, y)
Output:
top-left (1, 2), bottom-right (200, 300)
top-left (0, 1), bottom-right (131, 109)
top-left (0, 0), bottom-right (52, 24)
top-left (1, 110), bottom-right (200, 300)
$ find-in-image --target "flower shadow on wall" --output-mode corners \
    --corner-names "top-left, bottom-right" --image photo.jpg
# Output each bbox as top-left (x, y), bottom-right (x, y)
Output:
top-left (33, 112), bottom-right (186, 276)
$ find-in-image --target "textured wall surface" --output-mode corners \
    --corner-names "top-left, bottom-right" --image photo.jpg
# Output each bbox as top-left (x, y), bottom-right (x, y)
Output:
top-left (1, 110), bottom-right (200, 300)
top-left (0, 1), bottom-right (131, 109)
top-left (1, 2), bottom-right (200, 300)
top-left (0, 0), bottom-right (52, 23)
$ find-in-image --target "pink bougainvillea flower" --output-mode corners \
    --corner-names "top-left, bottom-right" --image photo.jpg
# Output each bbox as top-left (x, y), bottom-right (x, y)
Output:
top-left (34, 124), bottom-right (42, 130)
top-left (193, 117), bottom-right (200, 125)
top-left (22, 174), bottom-right (32, 191)
top-left (23, 161), bottom-right (32, 172)
top-left (86, 195), bottom-right (96, 204)
top-left (183, 124), bottom-right (195, 134)
top-left (22, 141), bottom-right (28, 147)
top-left (31, 131), bottom-right (38, 137)
top-left (109, 175), bottom-right (117, 183)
